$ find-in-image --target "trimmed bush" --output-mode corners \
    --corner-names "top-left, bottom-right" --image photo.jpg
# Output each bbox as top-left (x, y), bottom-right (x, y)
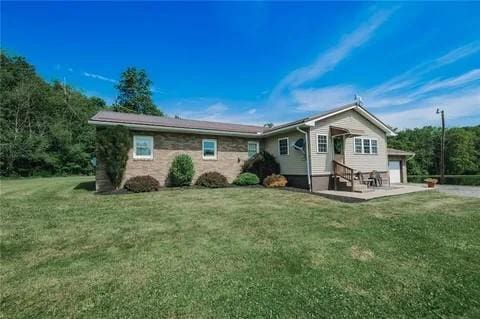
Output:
top-left (195, 171), bottom-right (228, 188)
top-left (124, 175), bottom-right (160, 193)
top-left (233, 172), bottom-right (260, 186)
top-left (96, 126), bottom-right (131, 190)
top-left (169, 154), bottom-right (195, 186)
top-left (242, 151), bottom-right (280, 181)
top-left (263, 174), bottom-right (288, 188)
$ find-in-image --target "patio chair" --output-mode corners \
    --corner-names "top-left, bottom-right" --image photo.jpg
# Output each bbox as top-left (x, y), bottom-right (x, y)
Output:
top-left (369, 170), bottom-right (382, 187)
top-left (371, 171), bottom-right (389, 187)
top-left (356, 172), bottom-right (373, 188)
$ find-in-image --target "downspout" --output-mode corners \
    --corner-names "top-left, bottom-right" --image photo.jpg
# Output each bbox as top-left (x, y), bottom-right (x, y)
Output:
top-left (296, 126), bottom-right (312, 192)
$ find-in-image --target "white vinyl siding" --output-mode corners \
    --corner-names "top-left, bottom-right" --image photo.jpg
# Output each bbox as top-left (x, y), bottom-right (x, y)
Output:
top-left (309, 109), bottom-right (388, 174)
top-left (278, 138), bottom-right (289, 155)
top-left (317, 134), bottom-right (328, 153)
top-left (202, 139), bottom-right (217, 160)
top-left (133, 135), bottom-right (154, 159)
top-left (264, 131), bottom-right (307, 175)
top-left (247, 141), bottom-right (259, 158)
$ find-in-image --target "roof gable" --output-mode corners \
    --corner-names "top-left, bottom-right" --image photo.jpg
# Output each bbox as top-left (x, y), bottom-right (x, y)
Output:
top-left (303, 104), bottom-right (396, 136)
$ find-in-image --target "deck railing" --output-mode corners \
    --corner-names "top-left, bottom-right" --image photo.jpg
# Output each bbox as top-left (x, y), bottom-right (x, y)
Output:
top-left (333, 160), bottom-right (354, 191)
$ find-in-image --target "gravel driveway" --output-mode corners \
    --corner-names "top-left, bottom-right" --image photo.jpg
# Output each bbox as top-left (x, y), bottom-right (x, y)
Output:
top-left (436, 185), bottom-right (480, 198)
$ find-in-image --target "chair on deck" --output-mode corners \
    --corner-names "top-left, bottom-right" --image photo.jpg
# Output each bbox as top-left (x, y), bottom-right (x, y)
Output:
top-left (370, 170), bottom-right (389, 187)
top-left (369, 171), bottom-right (382, 187)
top-left (356, 172), bottom-right (373, 188)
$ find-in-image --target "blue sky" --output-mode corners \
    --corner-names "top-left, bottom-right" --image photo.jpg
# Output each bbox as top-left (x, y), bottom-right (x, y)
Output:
top-left (2, 2), bottom-right (479, 129)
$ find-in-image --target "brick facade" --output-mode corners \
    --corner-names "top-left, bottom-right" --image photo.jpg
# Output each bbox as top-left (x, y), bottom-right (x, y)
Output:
top-left (96, 130), bottom-right (260, 192)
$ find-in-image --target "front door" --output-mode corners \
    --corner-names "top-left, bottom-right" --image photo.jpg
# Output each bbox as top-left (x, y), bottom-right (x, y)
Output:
top-left (333, 136), bottom-right (344, 163)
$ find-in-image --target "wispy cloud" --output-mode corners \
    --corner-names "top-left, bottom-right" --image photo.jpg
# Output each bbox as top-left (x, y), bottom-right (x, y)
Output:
top-left (378, 86), bottom-right (480, 129)
top-left (271, 8), bottom-right (397, 99)
top-left (293, 85), bottom-right (355, 112)
top-left (206, 102), bottom-right (229, 114)
top-left (273, 39), bottom-right (480, 127)
top-left (366, 41), bottom-right (480, 98)
top-left (362, 70), bottom-right (480, 110)
top-left (435, 41), bottom-right (480, 66)
top-left (83, 72), bottom-right (117, 83)
top-left (413, 69), bottom-right (480, 96)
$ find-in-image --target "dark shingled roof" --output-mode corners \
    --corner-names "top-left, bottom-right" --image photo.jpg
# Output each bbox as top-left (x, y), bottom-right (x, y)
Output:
top-left (388, 148), bottom-right (415, 156)
top-left (90, 102), bottom-right (395, 136)
top-left (90, 111), bottom-right (264, 134)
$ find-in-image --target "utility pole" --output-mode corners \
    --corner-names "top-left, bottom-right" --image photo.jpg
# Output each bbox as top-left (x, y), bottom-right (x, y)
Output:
top-left (436, 108), bottom-right (445, 184)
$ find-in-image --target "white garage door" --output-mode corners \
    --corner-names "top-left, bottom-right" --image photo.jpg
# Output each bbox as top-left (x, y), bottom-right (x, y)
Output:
top-left (389, 160), bottom-right (401, 183)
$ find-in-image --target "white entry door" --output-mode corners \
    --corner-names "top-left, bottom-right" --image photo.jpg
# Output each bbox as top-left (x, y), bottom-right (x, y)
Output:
top-left (389, 160), bottom-right (401, 183)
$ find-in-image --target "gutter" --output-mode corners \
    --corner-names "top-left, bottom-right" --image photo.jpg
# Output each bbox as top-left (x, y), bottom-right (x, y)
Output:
top-left (296, 126), bottom-right (312, 192)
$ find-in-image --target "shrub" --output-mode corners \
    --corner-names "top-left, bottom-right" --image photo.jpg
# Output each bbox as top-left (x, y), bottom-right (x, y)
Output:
top-left (96, 126), bottom-right (131, 189)
top-left (242, 150), bottom-right (280, 180)
top-left (233, 172), bottom-right (260, 186)
top-left (263, 174), bottom-right (288, 188)
top-left (124, 175), bottom-right (160, 193)
top-left (169, 154), bottom-right (195, 186)
top-left (195, 171), bottom-right (228, 188)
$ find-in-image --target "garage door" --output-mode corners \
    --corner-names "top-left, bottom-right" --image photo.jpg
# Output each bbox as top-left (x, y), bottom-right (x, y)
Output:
top-left (389, 160), bottom-right (401, 183)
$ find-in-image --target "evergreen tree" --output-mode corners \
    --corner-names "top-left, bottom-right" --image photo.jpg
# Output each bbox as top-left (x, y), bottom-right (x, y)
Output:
top-left (113, 67), bottom-right (163, 116)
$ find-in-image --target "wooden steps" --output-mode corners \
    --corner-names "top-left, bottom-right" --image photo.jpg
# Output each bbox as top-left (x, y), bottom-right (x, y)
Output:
top-left (333, 160), bottom-right (372, 193)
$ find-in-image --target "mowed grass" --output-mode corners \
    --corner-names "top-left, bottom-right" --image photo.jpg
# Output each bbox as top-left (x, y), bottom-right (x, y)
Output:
top-left (1, 177), bottom-right (480, 318)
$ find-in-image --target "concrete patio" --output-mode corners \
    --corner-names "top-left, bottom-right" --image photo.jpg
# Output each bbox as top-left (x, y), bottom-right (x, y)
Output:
top-left (316, 184), bottom-right (432, 202)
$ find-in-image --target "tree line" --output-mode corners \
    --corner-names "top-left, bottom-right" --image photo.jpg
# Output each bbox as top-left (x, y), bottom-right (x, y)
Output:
top-left (1, 52), bottom-right (478, 177)
top-left (0, 52), bottom-right (162, 177)
top-left (388, 126), bottom-right (480, 176)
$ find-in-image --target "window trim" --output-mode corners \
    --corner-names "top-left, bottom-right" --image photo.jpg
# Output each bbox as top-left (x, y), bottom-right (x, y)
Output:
top-left (354, 138), bottom-right (363, 154)
top-left (133, 135), bottom-right (154, 160)
top-left (247, 141), bottom-right (260, 158)
top-left (316, 134), bottom-right (328, 153)
top-left (353, 137), bottom-right (378, 155)
top-left (371, 139), bottom-right (378, 155)
top-left (202, 138), bottom-right (217, 160)
top-left (278, 137), bottom-right (289, 156)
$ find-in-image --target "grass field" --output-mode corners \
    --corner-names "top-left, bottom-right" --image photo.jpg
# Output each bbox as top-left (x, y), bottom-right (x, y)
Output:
top-left (1, 176), bottom-right (480, 318)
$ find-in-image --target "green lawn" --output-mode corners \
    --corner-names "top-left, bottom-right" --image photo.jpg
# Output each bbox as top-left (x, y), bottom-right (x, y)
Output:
top-left (1, 177), bottom-right (480, 318)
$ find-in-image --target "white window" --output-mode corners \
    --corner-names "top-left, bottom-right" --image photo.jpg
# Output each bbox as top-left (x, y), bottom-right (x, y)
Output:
top-left (202, 139), bottom-right (217, 160)
top-left (278, 137), bottom-right (289, 155)
top-left (363, 139), bottom-right (371, 154)
top-left (371, 139), bottom-right (378, 154)
top-left (354, 138), bottom-right (363, 154)
top-left (247, 141), bottom-right (259, 158)
top-left (317, 134), bottom-right (328, 153)
top-left (133, 135), bottom-right (154, 159)
top-left (354, 137), bottom-right (378, 155)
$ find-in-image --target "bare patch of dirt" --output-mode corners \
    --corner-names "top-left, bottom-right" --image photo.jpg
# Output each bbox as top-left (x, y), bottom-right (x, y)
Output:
top-left (351, 245), bottom-right (374, 261)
